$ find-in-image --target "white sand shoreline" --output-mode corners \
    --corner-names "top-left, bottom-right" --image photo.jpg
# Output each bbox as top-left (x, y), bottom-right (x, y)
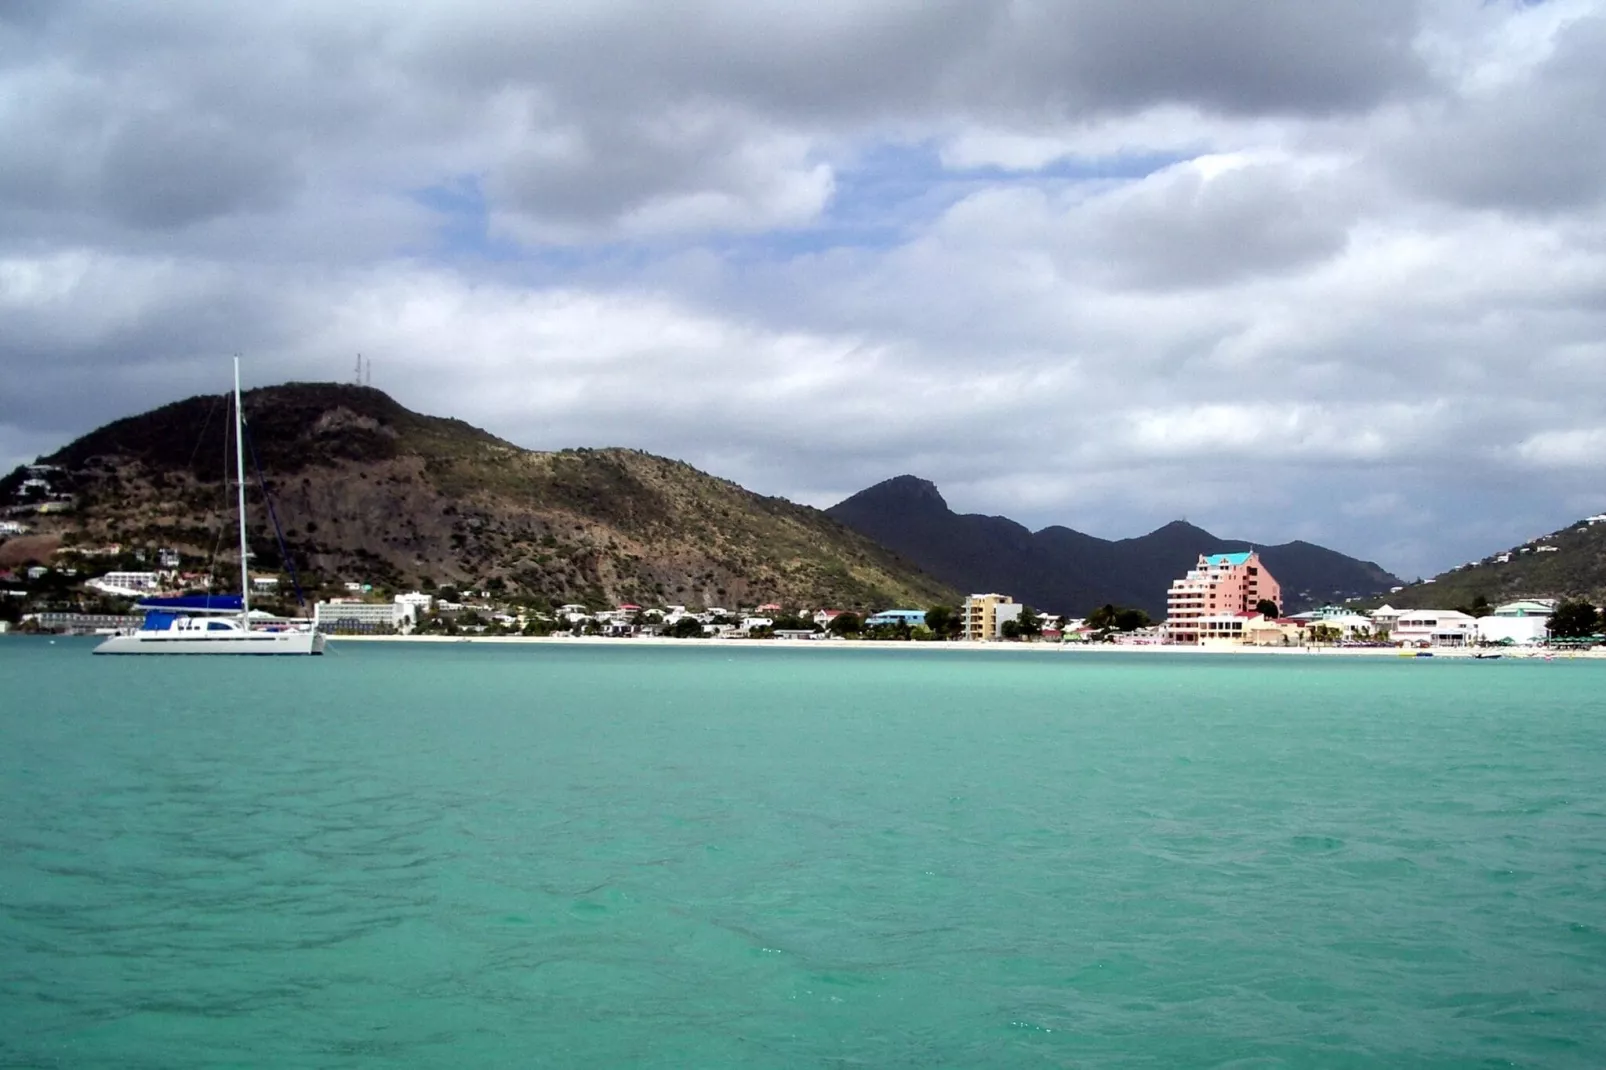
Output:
top-left (327, 634), bottom-right (1604, 659)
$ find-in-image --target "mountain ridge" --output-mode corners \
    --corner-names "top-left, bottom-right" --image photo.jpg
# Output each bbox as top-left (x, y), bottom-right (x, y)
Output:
top-left (1, 383), bottom-right (956, 610)
top-left (826, 475), bottom-right (1402, 616)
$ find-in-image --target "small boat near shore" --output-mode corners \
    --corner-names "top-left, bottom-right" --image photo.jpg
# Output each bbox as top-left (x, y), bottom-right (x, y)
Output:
top-left (94, 359), bottom-right (323, 656)
top-left (94, 595), bottom-right (323, 655)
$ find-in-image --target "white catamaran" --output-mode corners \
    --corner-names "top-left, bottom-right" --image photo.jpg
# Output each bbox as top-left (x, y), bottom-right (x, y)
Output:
top-left (94, 360), bottom-right (325, 656)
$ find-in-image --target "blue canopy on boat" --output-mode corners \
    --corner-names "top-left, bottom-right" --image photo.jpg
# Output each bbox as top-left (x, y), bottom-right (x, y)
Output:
top-left (135, 594), bottom-right (244, 613)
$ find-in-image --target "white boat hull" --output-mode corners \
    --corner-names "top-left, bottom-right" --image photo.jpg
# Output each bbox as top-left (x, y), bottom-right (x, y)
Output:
top-left (94, 630), bottom-right (326, 655)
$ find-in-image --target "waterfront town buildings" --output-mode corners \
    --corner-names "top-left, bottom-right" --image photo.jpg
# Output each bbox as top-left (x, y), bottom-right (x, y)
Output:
top-left (1165, 551), bottom-right (1281, 644)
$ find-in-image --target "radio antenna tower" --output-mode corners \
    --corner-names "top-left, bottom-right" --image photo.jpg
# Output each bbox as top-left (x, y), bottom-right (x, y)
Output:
top-left (365, 358), bottom-right (372, 387)
top-left (354, 353), bottom-right (363, 385)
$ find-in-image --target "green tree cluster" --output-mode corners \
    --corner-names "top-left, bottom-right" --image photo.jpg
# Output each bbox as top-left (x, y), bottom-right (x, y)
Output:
top-left (1548, 600), bottom-right (1602, 639)
top-left (827, 612), bottom-right (862, 636)
top-left (923, 605), bottom-right (962, 639)
top-left (999, 607), bottom-right (1043, 641)
top-left (1088, 604), bottom-right (1151, 633)
top-left (666, 616), bottom-right (706, 639)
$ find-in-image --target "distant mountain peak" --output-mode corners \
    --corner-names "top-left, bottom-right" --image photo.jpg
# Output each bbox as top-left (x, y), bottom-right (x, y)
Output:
top-left (842, 475), bottom-right (948, 511)
top-left (1151, 519), bottom-right (1213, 536)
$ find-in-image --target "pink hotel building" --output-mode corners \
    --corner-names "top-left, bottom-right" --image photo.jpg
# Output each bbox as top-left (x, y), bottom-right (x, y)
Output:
top-left (1165, 551), bottom-right (1281, 644)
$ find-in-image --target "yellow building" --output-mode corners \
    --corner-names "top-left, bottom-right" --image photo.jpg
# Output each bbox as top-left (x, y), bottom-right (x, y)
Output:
top-left (963, 593), bottom-right (1022, 641)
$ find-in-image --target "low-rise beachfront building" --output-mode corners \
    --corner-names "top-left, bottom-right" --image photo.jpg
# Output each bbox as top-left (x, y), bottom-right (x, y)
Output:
top-left (1368, 605), bottom-right (1405, 635)
top-left (314, 599), bottom-right (404, 634)
top-left (962, 593), bottom-right (1022, 641)
top-left (1474, 599), bottom-right (1556, 645)
top-left (1250, 618), bottom-right (1311, 646)
top-left (1477, 615), bottom-right (1548, 645)
top-left (1392, 610), bottom-right (1477, 647)
top-left (31, 611), bottom-right (144, 634)
top-left (1165, 551), bottom-right (1280, 644)
top-left (1194, 612), bottom-right (1261, 647)
top-left (392, 592), bottom-right (434, 629)
top-left (865, 609), bottom-right (928, 629)
top-left (1290, 611), bottom-right (1376, 639)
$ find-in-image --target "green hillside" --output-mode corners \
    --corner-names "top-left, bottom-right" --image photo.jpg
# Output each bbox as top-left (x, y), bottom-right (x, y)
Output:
top-left (1382, 516), bottom-right (1606, 609)
top-left (2, 383), bottom-right (956, 611)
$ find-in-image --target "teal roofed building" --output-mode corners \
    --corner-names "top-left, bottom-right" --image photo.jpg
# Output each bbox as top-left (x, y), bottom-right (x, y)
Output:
top-left (1164, 550), bottom-right (1281, 645)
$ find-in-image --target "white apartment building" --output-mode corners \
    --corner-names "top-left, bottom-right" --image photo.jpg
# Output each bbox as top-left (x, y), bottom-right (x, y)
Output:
top-left (314, 599), bottom-right (403, 633)
top-left (1392, 610), bottom-right (1477, 647)
top-left (1475, 599), bottom-right (1556, 645)
top-left (86, 571), bottom-right (162, 597)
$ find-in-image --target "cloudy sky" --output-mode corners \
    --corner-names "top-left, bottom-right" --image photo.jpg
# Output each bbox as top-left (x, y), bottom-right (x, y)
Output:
top-left (4, 0), bottom-right (1604, 578)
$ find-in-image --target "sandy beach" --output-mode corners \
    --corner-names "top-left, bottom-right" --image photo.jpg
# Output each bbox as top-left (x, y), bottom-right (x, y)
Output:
top-left (327, 634), bottom-right (1604, 659)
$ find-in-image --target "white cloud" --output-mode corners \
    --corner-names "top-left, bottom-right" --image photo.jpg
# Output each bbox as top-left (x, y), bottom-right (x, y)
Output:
top-left (4, 0), bottom-right (1606, 580)
top-left (1515, 428), bottom-right (1606, 468)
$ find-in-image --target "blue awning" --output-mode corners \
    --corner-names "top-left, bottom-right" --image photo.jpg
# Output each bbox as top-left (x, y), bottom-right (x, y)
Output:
top-left (135, 594), bottom-right (244, 613)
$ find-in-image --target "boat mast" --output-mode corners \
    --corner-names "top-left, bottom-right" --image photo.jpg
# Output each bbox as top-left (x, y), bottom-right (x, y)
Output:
top-left (234, 357), bottom-right (251, 629)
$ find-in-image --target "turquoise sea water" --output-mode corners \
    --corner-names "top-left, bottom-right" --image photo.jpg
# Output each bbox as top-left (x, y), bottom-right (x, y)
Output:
top-left (3, 639), bottom-right (1605, 1067)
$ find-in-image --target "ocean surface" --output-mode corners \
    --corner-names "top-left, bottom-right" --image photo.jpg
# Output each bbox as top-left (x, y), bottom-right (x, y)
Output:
top-left (3, 639), bottom-right (1605, 1068)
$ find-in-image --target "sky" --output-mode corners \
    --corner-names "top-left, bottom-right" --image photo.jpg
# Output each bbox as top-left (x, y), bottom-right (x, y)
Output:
top-left (3, 0), bottom-right (1604, 580)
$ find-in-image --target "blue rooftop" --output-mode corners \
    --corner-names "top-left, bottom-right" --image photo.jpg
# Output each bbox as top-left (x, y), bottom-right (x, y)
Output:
top-left (1206, 552), bottom-right (1254, 567)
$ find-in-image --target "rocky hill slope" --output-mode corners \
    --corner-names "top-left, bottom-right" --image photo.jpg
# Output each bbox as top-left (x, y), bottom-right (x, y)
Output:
top-left (1379, 516), bottom-right (1606, 610)
top-left (826, 476), bottom-right (1401, 616)
top-left (1, 385), bottom-right (955, 610)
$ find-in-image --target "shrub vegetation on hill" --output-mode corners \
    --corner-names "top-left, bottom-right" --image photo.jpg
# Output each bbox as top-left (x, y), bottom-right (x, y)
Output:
top-left (9, 383), bottom-right (955, 612)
